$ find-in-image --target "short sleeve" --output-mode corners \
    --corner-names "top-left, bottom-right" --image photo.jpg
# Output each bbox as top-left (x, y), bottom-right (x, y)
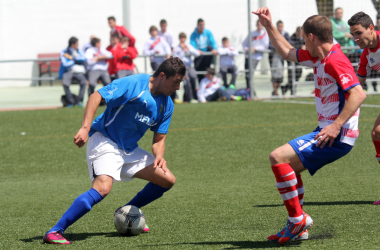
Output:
top-left (98, 78), bottom-right (136, 108)
top-left (150, 98), bottom-right (174, 134)
top-left (357, 50), bottom-right (371, 77)
top-left (296, 49), bottom-right (314, 68)
top-left (326, 58), bottom-right (360, 91)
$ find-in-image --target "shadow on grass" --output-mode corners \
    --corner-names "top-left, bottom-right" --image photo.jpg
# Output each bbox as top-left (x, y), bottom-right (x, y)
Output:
top-left (20, 231), bottom-right (123, 244)
top-left (254, 200), bottom-right (374, 207)
top-left (139, 240), bottom-right (302, 249)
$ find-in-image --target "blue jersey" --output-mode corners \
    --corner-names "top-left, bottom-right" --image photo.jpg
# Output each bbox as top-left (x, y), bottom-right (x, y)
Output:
top-left (89, 74), bottom-right (174, 152)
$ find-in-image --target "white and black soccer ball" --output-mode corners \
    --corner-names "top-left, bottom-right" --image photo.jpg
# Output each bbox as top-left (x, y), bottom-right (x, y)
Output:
top-left (114, 205), bottom-right (146, 236)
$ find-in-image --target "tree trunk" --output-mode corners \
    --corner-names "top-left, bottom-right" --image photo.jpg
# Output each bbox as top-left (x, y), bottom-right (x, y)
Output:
top-left (316, 0), bottom-right (334, 18)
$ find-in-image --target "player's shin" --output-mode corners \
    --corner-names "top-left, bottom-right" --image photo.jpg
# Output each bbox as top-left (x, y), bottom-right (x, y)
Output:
top-left (125, 182), bottom-right (171, 208)
top-left (271, 164), bottom-right (303, 223)
top-left (47, 188), bottom-right (103, 234)
top-left (296, 174), bottom-right (304, 209)
top-left (372, 140), bottom-right (380, 164)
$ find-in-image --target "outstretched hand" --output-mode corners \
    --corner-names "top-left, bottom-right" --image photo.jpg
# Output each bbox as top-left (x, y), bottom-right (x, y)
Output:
top-left (252, 7), bottom-right (272, 27)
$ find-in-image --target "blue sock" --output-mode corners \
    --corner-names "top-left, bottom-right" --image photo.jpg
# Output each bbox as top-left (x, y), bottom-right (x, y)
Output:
top-left (126, 182), bottom-right (171, 208)
top-left (47, 188), bottom-right (103, 234)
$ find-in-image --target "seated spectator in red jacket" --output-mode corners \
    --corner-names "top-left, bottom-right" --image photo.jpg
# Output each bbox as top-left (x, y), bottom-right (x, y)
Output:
top-left (108, 16), bottom-right (136, 49)
top-left (114, 36), bottom-right (137, 78)
top-left (106, 34), bottom-right (120, 77)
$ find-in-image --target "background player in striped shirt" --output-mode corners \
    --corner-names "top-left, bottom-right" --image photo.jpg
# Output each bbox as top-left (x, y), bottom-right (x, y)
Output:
top-left (348, 11), bottom-right (380, 204)
top-left (253, 7), bottom-right (366, 244)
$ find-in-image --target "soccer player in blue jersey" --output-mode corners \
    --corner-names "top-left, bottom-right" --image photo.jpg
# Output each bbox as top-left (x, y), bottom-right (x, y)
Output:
top-left (43, 57), bottom-right (186, 244)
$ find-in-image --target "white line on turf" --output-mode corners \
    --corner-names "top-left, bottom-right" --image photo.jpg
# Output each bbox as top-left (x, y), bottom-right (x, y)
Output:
top-left (262, 100), bottom-right (380, 108)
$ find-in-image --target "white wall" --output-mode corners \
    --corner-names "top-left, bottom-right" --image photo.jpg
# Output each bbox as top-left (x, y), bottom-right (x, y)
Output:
top-left (0, 0), bottom-right (377, 87)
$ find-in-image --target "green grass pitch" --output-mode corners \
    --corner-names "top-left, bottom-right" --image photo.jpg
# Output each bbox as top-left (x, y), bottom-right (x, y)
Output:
top-left (1, 96), bottom-right (380, 249)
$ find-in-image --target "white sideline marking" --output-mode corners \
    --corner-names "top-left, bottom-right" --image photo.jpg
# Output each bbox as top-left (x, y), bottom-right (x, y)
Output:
top-left (263, 100), bottom-right (380, 108)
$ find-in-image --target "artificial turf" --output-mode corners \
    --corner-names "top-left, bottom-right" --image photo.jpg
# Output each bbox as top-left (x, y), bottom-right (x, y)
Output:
top-left (1, 95), bottom-right (379, 249)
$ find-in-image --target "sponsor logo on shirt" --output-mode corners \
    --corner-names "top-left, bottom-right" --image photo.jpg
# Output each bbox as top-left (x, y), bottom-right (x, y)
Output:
top-left (339, 73), bottom-right (353, 85)
top-left (108, 87), bottom-right (118, 96)
top-left (135, 112), bottom-right (156, 126)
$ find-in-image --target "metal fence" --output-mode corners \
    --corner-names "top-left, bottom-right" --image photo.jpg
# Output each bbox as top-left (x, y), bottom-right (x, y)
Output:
top-left (0, 46), bottom-right (379, 99)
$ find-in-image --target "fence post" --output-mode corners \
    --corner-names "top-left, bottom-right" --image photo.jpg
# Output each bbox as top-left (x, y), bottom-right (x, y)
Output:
top-left (144, 56), bottom-right (148, 74)
top-left (291, 61), bottom-right (296, 96)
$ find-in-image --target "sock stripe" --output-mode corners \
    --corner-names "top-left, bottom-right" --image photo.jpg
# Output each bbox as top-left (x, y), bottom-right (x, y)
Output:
top-left (276, 178), bottom-right (297, 188)
top-left (297, 186), bottom-right (304, 195)
top-left (299, 198), bottom-right (304, 205)
top-left (280, 190), bottom-right (298, 200)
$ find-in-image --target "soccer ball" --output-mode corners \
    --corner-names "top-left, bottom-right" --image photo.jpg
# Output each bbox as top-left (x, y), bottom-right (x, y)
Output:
top-left (114, 205), bottom-right (146, 236)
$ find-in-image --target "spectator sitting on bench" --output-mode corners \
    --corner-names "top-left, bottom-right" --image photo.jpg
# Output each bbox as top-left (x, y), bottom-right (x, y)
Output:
top-left (59, 36), bottom-right (87, 108)
top-left (106, 33), bottom-right (121, 79)
top-left (218, 37), bottom-right (239, 89)
top-left (85, 37), bottom-right (113, 97)
top-left (82, 35), bottom-right (96, 53)
top-left (113, 36), bottom-right (138, 78)
top-left (197, 68), bottom-right (242, 103)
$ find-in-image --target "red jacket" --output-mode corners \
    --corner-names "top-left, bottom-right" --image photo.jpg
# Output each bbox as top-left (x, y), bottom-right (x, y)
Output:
top-left (110, 25), bottom-right (136, 48)
top-left (106, 44), bottom-right (118, 75)
top-left (114, 45), bottom-right (137, 71)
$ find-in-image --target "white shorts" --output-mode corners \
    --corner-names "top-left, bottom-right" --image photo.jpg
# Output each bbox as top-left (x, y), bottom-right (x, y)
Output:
top-left (86, 132), bottom-right (155, 182)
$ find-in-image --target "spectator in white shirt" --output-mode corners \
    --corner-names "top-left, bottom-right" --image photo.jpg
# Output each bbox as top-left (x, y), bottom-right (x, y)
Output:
top-left (173, 32), bottom-right (200, 103)
top-left (242, 20), bottom-right (269, 89)
top-left (143, 26), bottom-right (171, 71)
top-left (85, 37), bottom-right (113, 97)
top-left (197, 68), bottom-right (241, 103)
top-left (218, 37), bottom-right (239, 89)
top-left (81, 35), bottom-right (96, 53)
top-left (159, 19), bottom-right (175, 52)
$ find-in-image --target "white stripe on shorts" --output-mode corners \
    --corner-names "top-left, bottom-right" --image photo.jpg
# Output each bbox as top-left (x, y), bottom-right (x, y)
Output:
top-left (276, 178), bottom-right (297, 188)
top-left (280, 190), bottom-right (298, 201)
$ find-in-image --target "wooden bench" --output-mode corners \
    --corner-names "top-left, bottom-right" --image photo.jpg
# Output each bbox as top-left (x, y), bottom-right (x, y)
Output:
top-left (38, 53), bottom-right (60, 86)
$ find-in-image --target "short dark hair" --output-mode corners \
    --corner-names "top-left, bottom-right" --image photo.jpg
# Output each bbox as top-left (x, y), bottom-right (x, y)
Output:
top-left (68, 37), bottom-right (78, 47)
top-left (348, 12), bottom-right (374, 29)
top-left (121, 36), bottom-right (129, 43)
top-left (149, 25), bottom-right (158, 33)
top-left (302, 15), bottom-right (333, 43)
top-left (222, 37), bottom-right (228, 42)
top-left (277, 20), bottom-right (283, 25)
top-left (108, 16), bottom-right (116, 22)
top-left (160, 19), bottom-right (167, 25)
top-left (153, 57), bottom-right (186, 78)
top-left (179, 32), bottom-right (186, 38)
top-left (206, 68), bottom-right (215, 75)
top-left (111, 33), bottom-right (120, 39)
top-left (91, 37), bottom-right (100, 47)
top-left (197, 18), bottom-right (204, 24)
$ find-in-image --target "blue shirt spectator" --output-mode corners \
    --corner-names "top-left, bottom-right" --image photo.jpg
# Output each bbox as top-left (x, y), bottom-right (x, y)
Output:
top-left (190, 19), bottom-right (217, 52)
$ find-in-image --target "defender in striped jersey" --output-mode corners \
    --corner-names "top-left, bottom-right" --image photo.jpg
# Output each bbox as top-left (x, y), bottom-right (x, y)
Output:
top-left (348, 12), bottom-right (380, 205)
top-left (253, 7), bottom-right (366, 244)
top-left (43, 58), bottom-right (185, 244)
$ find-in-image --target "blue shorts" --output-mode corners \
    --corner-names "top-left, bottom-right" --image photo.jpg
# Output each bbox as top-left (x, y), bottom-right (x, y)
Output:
top-left (288, 127), bottom-right (353, 176)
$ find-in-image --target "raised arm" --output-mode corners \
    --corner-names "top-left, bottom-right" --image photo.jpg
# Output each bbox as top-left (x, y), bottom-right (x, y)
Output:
top-left (252, 7), bottom-right (298, 62)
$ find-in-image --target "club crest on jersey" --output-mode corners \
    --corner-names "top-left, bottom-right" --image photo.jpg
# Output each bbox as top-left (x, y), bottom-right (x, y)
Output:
top-left (339, 73), bottom-right (353, 85)
top-left (370, 58), bottom-right (375, 63)
top-left (297, 140), bottom-right (305, 146)
top-left (159, 104), bottom-right (163, 115)
top-left (135, 112), bottom-right (157, 126)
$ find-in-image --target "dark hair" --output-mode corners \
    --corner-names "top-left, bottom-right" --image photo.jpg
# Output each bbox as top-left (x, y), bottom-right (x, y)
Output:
top-left (302, 15), bottom-right (333, 43)
top-left (197, 18), bottom-right (204, 24)
top-left (111, 33), bottom-right (120, 39)
top-left (277, 20), bottom-right (283, 25)
top-left (222, 37), bottom-right (228, 42)
top-left (108, 16), bottom-right (116, 22)
top-left (149, 25), bottom-right (158, 33)
top-left (68, 37), bottom-right (78, 47)
top-left (153, 57), bottom-right (186, 78)
top-left (160, 19), bottom-right (167, 25)
top-left (179, 32), bottom-right (186, 38)
top-left (348, 12), bottom-right (374, 29)
top-left (91, 37), bottom-right (100, 47)
top-left (121, 36), bottom-right (129, 43)
top-left (206, 68), bottom-right (215, 75)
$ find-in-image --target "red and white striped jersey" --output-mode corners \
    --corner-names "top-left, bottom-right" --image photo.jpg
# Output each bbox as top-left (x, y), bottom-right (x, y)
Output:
top-left (357, 31), bottom-right (380, 77)
top-left (297, 44), bottom-right (360, 146)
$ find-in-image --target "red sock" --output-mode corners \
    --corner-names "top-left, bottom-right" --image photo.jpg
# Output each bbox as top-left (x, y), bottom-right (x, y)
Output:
top-left (272, 163), bottom-right (303, 219)
top-left (373, 141), bottom-right (380, 164)
top-left (296, 174), bottom-right (304, 209)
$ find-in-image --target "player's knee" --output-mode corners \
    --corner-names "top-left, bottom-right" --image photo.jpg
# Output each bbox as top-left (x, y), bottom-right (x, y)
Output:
top-left (162, 174), bottom-right (176, 189)
top-left (95, 183), bottom-right (112, 197)
top-left (269, 149), bottom-right (282, 165)
top-left (372, 127), bottom-right (380, 141)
